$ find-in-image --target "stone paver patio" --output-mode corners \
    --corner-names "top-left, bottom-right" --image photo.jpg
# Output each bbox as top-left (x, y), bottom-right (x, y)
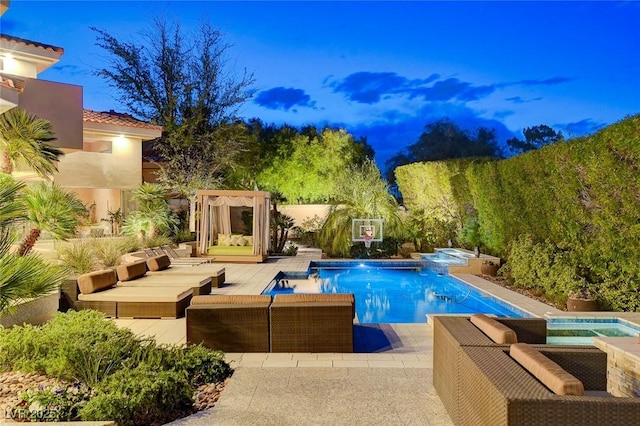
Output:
top-left (111, 250), bottom-right (640, 425)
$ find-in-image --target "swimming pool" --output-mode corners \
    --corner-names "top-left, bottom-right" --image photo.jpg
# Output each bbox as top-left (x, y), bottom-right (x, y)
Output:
top-left (547, 318), bottom-right (640, 345)
top-left (262, 261), bottom-right (529, 323)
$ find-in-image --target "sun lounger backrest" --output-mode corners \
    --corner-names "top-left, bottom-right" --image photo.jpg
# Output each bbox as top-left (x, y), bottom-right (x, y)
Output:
top-left (116, 260), bottom-right (148, 281)
top-left (470, 314), bottom-right (517, 344)
top-left (77, 269), bottom-right (117, 294)
top-left (146, 254), bottom-right (171, 271)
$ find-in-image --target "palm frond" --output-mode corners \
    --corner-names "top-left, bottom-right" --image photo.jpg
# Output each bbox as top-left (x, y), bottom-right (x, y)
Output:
top-left (0, 252), bottom-right (68, 315)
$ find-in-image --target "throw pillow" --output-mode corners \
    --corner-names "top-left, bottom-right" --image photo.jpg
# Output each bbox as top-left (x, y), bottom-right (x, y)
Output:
top-left (218, 234), bottom-right (232, 246)
top-left (245, 235), bottom-right (254, 246)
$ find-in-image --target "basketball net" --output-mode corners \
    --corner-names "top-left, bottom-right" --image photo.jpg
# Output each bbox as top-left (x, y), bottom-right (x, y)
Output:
top-left (364, 235), bottom-right (372, 249)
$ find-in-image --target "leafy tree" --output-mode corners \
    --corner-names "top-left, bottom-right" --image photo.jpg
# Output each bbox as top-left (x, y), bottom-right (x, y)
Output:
top-left (0, 175), bottom-right (68, 315)
top-left (227, 120), bottom-right (302, 190)
top-left (0, 108), bottom-right (64, 177)
top-left (93, 17), bottom-right (255, 225)
top-left (506, 124), bottom-right (564, 153)
top-left (318, 159), bottom-right (402, 257)
top-left (93, 18), bottom-right (254, 128)
top-left (258, 128), bottom-right (373, 203)
top-left (17, 182), bottom-right (86, 257)
top-left (385, 118), bottom-right (502, 182)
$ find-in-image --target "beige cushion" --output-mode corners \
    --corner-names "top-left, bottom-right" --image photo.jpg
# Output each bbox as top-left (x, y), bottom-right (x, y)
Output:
top-left (470, 314), bottom-right (518, 344)
top-left (272, 293), bottom-right (356, 318)
top-left (116, 260), bottom-right (148, 282)
top-left (510, 343), bottom-right (584, 396)
top-left (77, 269), bottom-right (117, 294)
top-left (245, 235), bottom-right (253, 246)
top-left (146, 255), bottom-right (171, 272)
top-left (78, 286), bottom-right (192, 302)
top-left (236, 236), bottom-right (248, 246)
top-left (217, 234), bottom-right (232, 246)
top-left (191, 295), bottom-right (271, 305)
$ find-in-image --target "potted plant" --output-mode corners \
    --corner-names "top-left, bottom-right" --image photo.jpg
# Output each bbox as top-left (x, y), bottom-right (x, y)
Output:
top-left (481, 260), bottom-right (499, 276)
top-left (567, 288), bottom-right (599, 312)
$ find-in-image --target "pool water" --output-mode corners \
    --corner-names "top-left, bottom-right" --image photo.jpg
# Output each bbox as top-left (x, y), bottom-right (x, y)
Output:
top-left (262, 263), bottom-right (527, 323)
top-left (547, 319), bottom-right (640, 345)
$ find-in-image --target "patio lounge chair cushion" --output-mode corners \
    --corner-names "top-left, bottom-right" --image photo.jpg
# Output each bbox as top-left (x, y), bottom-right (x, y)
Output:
top-left (510, 343), bottom-right (584, 396)
top-left (146, 254), bottom-right (171, 272)
top-left (77, 269), bottom-right (117, 294)
top-left (272, 293), bottom-right (356, 318)
top-left (117, 260), bottom-right (148, 282)
top-left (470, 314), bottom-right (518, 344)
top-left (191, 294), bottom-right (271, 305)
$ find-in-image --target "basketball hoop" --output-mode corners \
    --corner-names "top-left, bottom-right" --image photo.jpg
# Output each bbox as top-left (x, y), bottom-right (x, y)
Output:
top-left (351, 219), bottom-right (383, 251)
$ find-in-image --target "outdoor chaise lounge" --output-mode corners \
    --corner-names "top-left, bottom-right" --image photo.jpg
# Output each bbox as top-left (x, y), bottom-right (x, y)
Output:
top-left (269, 293), bottom-right (355, 353)
top-left (186, 295), bottom-right (272, 352)
top-left (74, 260), bottom-right (214, 318)
top-left (432, 315), bottom-right (640, 425)
top-left (145, 254), bottom-right (226, 288)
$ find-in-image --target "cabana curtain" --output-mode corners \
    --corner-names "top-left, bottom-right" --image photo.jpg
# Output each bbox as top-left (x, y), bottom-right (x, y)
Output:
top-left (197, 190), bottom-right (271, 259)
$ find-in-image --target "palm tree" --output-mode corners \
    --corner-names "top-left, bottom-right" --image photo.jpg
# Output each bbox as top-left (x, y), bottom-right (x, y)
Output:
top-left (0, 175), bottom-right (68, 315)
top-left (0, 108), bottom-right (64, 177)
top-left (122, 183), bottom-right (176, 241)
top-left (17, 182), bottom-right (86, 256)
top-left (319, 159), bottom-right (403, 257)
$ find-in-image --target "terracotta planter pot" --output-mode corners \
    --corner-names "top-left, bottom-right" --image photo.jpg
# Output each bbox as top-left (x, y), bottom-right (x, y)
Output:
top-left (481, 263), bottom-right (499, 276)
top-left (566, 298), bottom-right (599, 312)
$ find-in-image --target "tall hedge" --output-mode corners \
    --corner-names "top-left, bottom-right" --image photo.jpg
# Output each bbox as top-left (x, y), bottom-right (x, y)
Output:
top-left (396, 114), bottom-right (640, 311)
top-left (395, 158), bottom-right (488, 222)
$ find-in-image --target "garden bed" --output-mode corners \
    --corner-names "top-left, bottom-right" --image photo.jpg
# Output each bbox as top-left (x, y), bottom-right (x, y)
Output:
top-left (0, 310), bottom-right (233, 424)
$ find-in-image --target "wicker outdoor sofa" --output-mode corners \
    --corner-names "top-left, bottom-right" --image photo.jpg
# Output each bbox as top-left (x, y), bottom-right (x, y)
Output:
top-left (186, 293), bottom-right (356, 353)
top-left (71, 256), bottom-right (219, 319)
top-left (432, 315), bottom-right (640, 426)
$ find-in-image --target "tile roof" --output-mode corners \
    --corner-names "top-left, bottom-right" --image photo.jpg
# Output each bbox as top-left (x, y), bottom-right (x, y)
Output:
top-left (83, 109), bottom-right (163, 131)
top-left (0, 34), bottom-right (64, 55)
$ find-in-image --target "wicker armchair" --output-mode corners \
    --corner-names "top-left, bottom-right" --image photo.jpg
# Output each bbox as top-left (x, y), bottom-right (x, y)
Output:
top-left (186, 295), bottom-right (272, 352)
top-left (458, 345), bottom-right (640, 425)
top-left (432, 315), bottom-right (640, 425)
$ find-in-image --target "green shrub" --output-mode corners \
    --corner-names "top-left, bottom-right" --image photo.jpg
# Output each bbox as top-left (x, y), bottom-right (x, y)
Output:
top-left (350, 237), bottom-right (400, 259)
top-left (116, 236), bottom-right (141, 255)
top-left (0, 324), bottom-right (48, 373)
top-left (80, 364), bottom-right (193, 426)
top-left (142, 234), bottom-right (173, 250)
top-left (403, 209), bottom-right (458, 253)
top-left (93, 238), bottom-right (124, 268)
top-left (1, 310), bottom-right (234, 425)
top-left (169, 344), bottom-right (232, 386)
top-left (57, 240), bottom-right (98, 274)
top-left (457, 215), bottom-right (481, 251)
top-left (0, 310), bottom-right (140, 384)
top-left (502, 235), bottom-right (588, 307)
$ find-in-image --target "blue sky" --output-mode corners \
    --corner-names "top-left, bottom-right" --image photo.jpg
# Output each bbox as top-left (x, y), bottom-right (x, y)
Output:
top-left (2, 1), bottom-right (639, 167)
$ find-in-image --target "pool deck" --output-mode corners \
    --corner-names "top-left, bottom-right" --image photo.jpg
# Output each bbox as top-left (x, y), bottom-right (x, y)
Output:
top-left (112, 250), bottom-right (640, 425)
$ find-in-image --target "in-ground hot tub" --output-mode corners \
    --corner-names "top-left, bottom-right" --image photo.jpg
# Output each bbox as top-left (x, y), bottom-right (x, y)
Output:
top-left (420, 248), bottom-right (501, 275)
top-left (546, 317), bottom-right (640, 345)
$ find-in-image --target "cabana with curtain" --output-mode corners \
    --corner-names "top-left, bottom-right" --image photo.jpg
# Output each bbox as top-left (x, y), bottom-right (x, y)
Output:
top-left (196, 190), bottom-right (271, 263)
